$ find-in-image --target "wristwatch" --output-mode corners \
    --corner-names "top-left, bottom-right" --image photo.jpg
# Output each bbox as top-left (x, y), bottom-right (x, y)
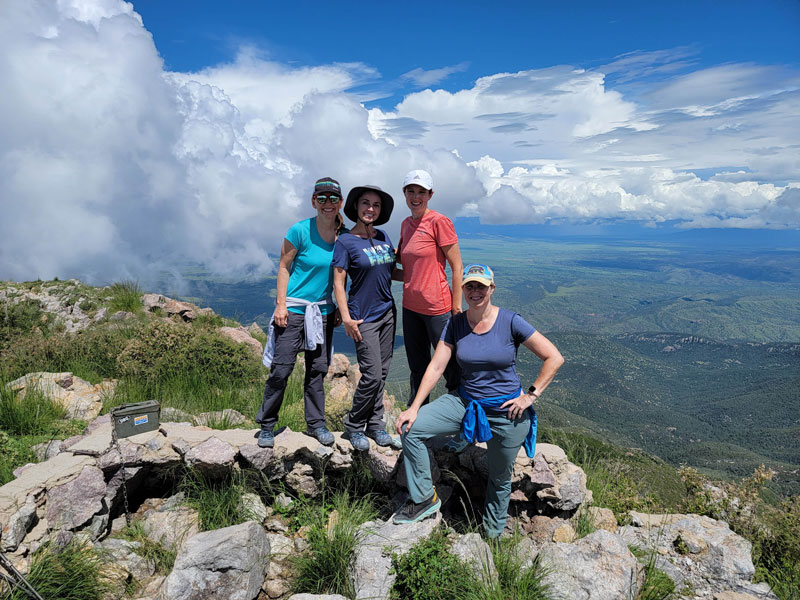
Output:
top-left (527, 385), bottom-right (541, 399)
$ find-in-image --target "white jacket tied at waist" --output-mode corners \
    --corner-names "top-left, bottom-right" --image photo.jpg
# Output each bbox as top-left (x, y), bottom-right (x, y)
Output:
top-left (261, 297), bottom-right (333, 368)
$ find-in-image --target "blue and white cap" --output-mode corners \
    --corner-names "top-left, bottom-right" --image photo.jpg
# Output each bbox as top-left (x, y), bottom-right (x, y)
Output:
top-left (462, 264), bottom-right (494, 286)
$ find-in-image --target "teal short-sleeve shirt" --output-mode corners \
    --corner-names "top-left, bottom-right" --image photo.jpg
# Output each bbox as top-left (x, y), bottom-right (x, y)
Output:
top-left (285, 217), bottom-right (336, 315)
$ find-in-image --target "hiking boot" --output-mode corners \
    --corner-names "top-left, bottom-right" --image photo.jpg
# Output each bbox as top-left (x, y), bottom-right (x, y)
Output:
top-left (393, 490), bottom-right (441, 525)
top-left (365, 429), bottom-right (397, 448)
top-left (305, 426), bottom-right (334, 446)
top-left (345, 430), bottom-right (370, 451)
top-left (257, 428), bottom-right (274, 448)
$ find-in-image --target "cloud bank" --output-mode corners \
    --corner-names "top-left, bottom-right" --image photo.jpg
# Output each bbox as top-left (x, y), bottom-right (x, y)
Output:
top-left (0, 0), bottom-right (797, 282)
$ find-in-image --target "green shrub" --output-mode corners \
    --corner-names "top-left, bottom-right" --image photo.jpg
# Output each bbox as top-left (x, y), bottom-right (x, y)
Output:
top-left (0, 298), bottom-right (55, 343)
top-left (7, 540), bottom-right (112, 600)
top-left (0, 430), bottom-right (36, 485)
top-left (390, 528), bottom-right (476, 600)
top-left (0, 321), bottom-right (139, 381)
top-left (291, 492), bottom-right (377, 597)
top-left (108, 280), bottom-right (143, 313)
top-left (116, 320), bottom-right (260, 386)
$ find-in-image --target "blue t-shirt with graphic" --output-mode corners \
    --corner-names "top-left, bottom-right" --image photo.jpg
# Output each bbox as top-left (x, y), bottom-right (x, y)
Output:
top-left (442, 308), bottom-right (536, 399)
top-left (332, 229), bottom-right (396, 322)
top-left (285, 217), bottom-right (336, 315)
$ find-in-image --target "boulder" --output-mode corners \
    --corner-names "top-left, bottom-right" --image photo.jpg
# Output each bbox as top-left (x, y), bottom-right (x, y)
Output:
top-left (352, 514), bottom-right (442, 600)
top-left (218, 326), bottom-right (263, 359)
top-left (538, 530), bottom-right (642, 600)
top-left (1, 495), bottom-right (37, 552)
top-left (587, 506), bottom-right (618, 532)
top-left (184, 437), bottom-right (235, 477)
top-left (96, 537), bottom-right (156, 580)
top-left (619, 514), bottom-right (763, 597)
top-left (450, 532), bottom-right (497, 584)
top-left (160, 521), bottom-right (269, 600)
top-left (140, 503), bottom-right (200, 551)
top-left (45, 465), bottom-right (106, 531)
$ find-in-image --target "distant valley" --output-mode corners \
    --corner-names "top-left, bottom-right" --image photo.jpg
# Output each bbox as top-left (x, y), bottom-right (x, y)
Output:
top-left (157, 224), bottom-right (800, 493)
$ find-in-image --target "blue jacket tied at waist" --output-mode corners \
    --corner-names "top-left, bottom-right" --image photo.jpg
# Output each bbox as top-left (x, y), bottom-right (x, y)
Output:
top-left (459, 386), bottom-right (538, 458)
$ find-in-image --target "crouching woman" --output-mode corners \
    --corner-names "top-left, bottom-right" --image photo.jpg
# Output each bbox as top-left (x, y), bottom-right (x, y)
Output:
top-left (393, 264), bottom-right (564, 538)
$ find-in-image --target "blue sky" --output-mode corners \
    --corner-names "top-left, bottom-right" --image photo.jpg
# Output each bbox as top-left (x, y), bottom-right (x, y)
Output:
top-left (136, 1), bottom-right (800, 106)
top-left (1, 0), bottom-right (799, 281)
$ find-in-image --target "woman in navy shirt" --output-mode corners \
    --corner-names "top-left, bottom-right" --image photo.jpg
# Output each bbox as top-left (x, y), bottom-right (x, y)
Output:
top-left (333, 185), bottom-right (400, 451)
top-left (393, 264), bottom-right (564, 537)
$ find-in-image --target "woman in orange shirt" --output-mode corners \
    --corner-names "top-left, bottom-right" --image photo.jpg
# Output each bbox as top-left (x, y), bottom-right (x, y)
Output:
top-left (396, 170), bottom-right (463, 404)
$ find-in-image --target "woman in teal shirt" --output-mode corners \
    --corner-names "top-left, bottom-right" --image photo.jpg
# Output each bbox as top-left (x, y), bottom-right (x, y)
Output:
top-left (256, 177), bottom-right (345, 448)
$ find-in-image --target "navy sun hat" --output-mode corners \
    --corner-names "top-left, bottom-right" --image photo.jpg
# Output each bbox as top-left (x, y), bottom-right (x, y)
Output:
top-left (344, 185), bottom-right (394, 226)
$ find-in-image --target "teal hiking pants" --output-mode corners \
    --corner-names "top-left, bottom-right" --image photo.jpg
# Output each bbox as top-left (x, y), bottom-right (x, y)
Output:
top-left (401, 393), bottom-right (531, 538)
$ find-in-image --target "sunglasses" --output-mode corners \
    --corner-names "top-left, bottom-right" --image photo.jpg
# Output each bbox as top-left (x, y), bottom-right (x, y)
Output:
top-left (315, 194), bottom-right (341, 204)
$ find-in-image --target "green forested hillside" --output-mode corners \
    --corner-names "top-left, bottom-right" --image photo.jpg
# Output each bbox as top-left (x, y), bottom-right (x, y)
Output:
top-left (155, 232), bottom-right (800, 492)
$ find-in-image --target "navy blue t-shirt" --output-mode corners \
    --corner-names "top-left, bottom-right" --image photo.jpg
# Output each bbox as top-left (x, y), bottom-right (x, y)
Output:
top-left (442, 308), bottom-right (536, 399)
top-left (332, 230), bottom-right (396, 322)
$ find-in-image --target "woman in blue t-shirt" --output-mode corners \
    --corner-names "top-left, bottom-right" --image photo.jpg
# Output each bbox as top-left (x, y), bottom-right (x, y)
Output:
top-left (332, 185), bottom-right (400, 451)
top-left (256, 177), bottom-right (346, 449)
top-left (393, 264), bottom-right (564, 537)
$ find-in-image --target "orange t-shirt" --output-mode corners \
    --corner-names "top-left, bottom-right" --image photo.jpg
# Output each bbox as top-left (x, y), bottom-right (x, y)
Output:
top-left (397, 210), bottom-right (459, 315)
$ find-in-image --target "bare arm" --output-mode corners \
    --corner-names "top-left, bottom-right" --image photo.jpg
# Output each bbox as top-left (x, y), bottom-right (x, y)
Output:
top-left (274, 239), bottom-right (298, 327)
top-left (333, 266), bottom-right (363, 342)
top-left (395, 340), bottom-right (454, 434)
top-left (501, 331), bottom-right (565, 419)
top-left (442, 242), bottom-right (463, 315)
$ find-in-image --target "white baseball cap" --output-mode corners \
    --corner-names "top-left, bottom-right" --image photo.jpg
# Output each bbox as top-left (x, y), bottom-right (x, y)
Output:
top-left (402, 169), bottom-right (433, 191)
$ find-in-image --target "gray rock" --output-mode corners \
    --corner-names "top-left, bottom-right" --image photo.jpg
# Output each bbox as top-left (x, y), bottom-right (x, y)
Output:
top-left (184, 437), bottom-right (235, 477)
top-left (32, 440), bottom-right (63, 461)
top-left (287, 595), bottom-right (350, 600)
top-left (160, 521), bottom-right (269, 600)
top-left (619, 514), bottom-right (764, 597)
top-left (239, 493), bottom-right (268, 523)
top-left (538, 530), bottom-right (642, 600)
top-left (289, 594), bottom-right (347, 600)
top-left (238, 444), bottom-right (275, 471)
top-left (140, 504), bottom-right (199, 551)
top-left (45, 465), bottom-right (106, 530)
top-left (1, 495), bottom-right (37, 552)
top-left (97, 538), bottom-right (156, 580)
top-left (352, 515), bottom-right (442, 600)
top-left (366, 448), bottom-right (399, 483)
top-left (450, 532), bottom-right (497, 584)
top-left (285, 462), bottom-right (319, 497)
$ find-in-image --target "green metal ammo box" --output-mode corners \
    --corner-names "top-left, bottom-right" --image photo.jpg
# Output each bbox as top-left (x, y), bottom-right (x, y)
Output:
top-left (111, 400), bottom-right (161, 439)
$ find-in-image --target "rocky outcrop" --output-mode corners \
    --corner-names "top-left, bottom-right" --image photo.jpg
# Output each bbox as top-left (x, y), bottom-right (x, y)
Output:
top-left (620, 513), bottom-right (778, 599)
top-left (538, 530), bottom-right (643, 599)
top-left (141, 293), bottom-right (214, 322)
top-left (160, 521), bottom-right (270, 600)
top-left (0, 416), bottom-right (777, 600)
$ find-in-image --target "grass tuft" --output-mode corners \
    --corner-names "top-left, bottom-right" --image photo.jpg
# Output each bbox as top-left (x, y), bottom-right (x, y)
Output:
top-left (0, 378), bottom-right (66, 435)
top-left (180, 468), bottom-right (271, 531)
top-left (291, 491), bottom-right (377, 597)
top-left (120, 521), bottom-right (177, 575)
top-left (108, 280), bottom-right (143, 313)
top-left (7, 540), bottom-right (112, 600)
